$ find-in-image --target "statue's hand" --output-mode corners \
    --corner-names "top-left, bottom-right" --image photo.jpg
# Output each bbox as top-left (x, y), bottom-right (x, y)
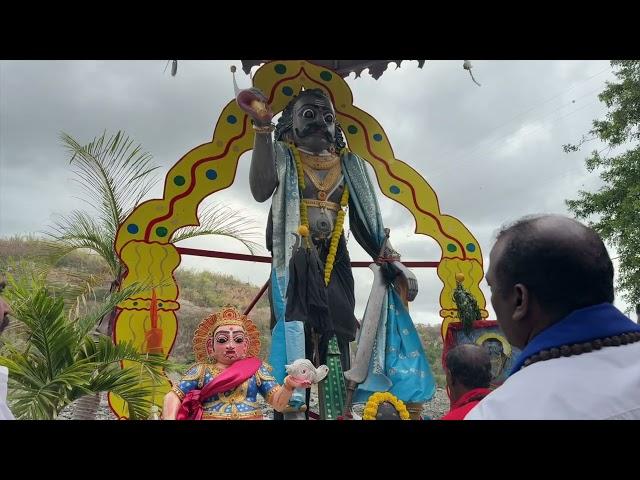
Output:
top-left (395, 261), bottom-right (419, 302)
top-left (235, 87), bottom-right (273, 126)
top-left (284, 375), bottom-right (312, 390)
top-left (377, 240), bottom-right (418, 302)
top-left (383, 261), bottom-right (419, 302)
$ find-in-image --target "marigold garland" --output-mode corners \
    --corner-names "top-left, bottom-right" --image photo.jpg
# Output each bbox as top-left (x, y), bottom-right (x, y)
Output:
top-left (362, 392), bottom-right (411, 420)
top-left (324, 185), bottom-right (348, 285)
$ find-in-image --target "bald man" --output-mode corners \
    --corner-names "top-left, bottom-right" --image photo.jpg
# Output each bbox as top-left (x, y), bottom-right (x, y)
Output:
top-left (440, 344), bottom-right (492, 420)
top-left (466, 214), bottom-right (640, 420)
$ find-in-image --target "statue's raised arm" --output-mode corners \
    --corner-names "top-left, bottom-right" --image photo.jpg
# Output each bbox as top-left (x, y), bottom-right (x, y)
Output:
top-left (233, 74), bottom-right (278, 203)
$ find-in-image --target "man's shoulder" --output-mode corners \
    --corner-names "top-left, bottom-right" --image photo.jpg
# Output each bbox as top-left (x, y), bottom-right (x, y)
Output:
top-left (441, 402), bottom-right (480, 420)
top-left (467, 347), bottom-right (640, 419)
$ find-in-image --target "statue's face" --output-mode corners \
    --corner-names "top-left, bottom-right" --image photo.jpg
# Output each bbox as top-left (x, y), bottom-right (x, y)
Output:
top-left (292, 94), bottom-right (336, 153)
top-left (375, 402), bottom-right (401, 420)
top-left (208, 325), bottom-right (248, 365)
top-left (483, 339), bottom-right (506, 379)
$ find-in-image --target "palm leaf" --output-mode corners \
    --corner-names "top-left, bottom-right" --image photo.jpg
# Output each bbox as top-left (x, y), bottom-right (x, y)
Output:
top-left (171, 202), bottom-right (262, 255)
top-left (7, 287), bottom-right (77, 379)
top-left (1, 347), bottom-right (96, 419)
top-left (74, 282), bottom-right (149, 339)
top-left (87, 337), bottom-right (167, 381)
top-left (98, 367), bottom-right (157, 420)
top-left (46, 211), bottom-right (120, 276)
top-left (59, 131), bottom-right (159, 234)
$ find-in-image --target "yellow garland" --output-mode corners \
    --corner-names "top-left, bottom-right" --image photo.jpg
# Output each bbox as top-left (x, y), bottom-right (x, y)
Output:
top-left (291, 144), bottom-right (310, 247)
top-left (324, 185), bottom-right (348, 285)
top-left (290, 143), bottom-right (348, 286)
top-left (362, 392), bottom-right (411, 420)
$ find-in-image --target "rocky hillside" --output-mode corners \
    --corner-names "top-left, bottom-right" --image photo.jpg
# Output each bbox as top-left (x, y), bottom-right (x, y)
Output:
top-left (1, 236), bottom-right (445, 387)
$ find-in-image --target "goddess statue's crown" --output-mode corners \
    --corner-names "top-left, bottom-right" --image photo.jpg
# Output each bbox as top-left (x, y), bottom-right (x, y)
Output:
top-left (192, 306), bottom-right (261, 362)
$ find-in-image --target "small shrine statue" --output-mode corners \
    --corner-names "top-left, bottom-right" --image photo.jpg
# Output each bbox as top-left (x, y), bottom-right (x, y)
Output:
top-left (162, 307), bottom-right (312, 420)
top-left (362, 392), bottom-right (411, 420)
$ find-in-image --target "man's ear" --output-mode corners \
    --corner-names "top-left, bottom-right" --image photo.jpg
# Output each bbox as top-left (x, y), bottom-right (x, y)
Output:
top-left (512, 283), bottom-right (529, 324)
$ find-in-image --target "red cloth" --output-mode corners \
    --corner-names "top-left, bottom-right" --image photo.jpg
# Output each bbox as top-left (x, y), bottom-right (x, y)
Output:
top-left (440, 387), bottom-right (492, 420)
top-left (176, 357), bottom-right (261, 420)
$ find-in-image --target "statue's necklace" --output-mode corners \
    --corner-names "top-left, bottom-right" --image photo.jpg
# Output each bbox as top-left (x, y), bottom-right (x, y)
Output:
top-left (303, 162), bottom-right (342, 201)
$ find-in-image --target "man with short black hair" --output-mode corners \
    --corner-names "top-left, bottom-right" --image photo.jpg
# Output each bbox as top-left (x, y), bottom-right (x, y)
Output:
top-left (440, 344), bottom-right (492, 420)
top-left (466, 214), bottom-right (640, 420)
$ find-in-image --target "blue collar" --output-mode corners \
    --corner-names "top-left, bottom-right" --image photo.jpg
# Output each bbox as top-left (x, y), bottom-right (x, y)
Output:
top-left (510, 303), bottom-right (640, 375)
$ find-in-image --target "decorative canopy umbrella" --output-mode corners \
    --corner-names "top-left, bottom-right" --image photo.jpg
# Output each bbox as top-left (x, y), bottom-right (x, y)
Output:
top-left (239, 60), bottom-right (426, 80)
top-left (167, 59), bottom-right (480, 86)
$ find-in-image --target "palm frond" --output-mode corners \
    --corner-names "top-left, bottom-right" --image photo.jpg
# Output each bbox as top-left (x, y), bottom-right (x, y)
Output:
top-left (74, 282), bottom-right (149, 339)
top-left (8, 287), bottom-right (78, 378)
top-left (0, 353), bottom-right (49, 390)
top-left (89, 337), bottom-right (167, 380)
top-left (2, 261), bottom-right (50, 303)
top-left (97, 367), bottom-right (158, 420)
top-left (171, 202), bottom-right (262, 255)
top-left (3, 358), bottom-right (96, 419)
top-left (60, 274), bottom-right (105, 320)
top-left (45, 211), bottom-right (120, 276)
top-left (59, 131), bottom-right (159, 233)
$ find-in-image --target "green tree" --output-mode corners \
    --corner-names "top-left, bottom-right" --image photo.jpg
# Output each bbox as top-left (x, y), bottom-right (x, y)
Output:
top-left (0, 272), bottom-right (170, 420)
top-left (565, 60), bottom-right (640, 309)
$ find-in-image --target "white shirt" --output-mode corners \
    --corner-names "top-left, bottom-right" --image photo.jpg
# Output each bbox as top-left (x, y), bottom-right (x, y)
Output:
top-left (0, 366), bottom-right (15, 420)
top-left (466, 341), bottom-right (640, 420)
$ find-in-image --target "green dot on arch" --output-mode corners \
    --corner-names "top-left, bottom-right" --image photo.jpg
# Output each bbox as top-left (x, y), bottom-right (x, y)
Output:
top-left (320, 71), bottom-right (333, 81)
top-left (173, 175), bottom-right (185, 186)
top-left (447, 244), bottom-right (457, 252)
top-left (156, 227), bottom-right (168, 238)
top-left (347, 125), bottom-right (358, 134)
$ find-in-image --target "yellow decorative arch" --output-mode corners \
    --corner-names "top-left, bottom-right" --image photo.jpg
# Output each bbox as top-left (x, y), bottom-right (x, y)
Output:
top-left (110, 60), bottom-right (487, 418)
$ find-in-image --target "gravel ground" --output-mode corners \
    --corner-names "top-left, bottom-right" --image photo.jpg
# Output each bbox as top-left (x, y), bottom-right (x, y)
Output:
top-left (58, 393), bottom-right (118, 420)
top-left (58, 387), bottom-right (449, 420)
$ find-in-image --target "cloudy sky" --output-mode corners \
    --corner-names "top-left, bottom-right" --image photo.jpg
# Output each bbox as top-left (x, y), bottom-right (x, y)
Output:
top-left (0, 60), bottom-right (629, 323)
